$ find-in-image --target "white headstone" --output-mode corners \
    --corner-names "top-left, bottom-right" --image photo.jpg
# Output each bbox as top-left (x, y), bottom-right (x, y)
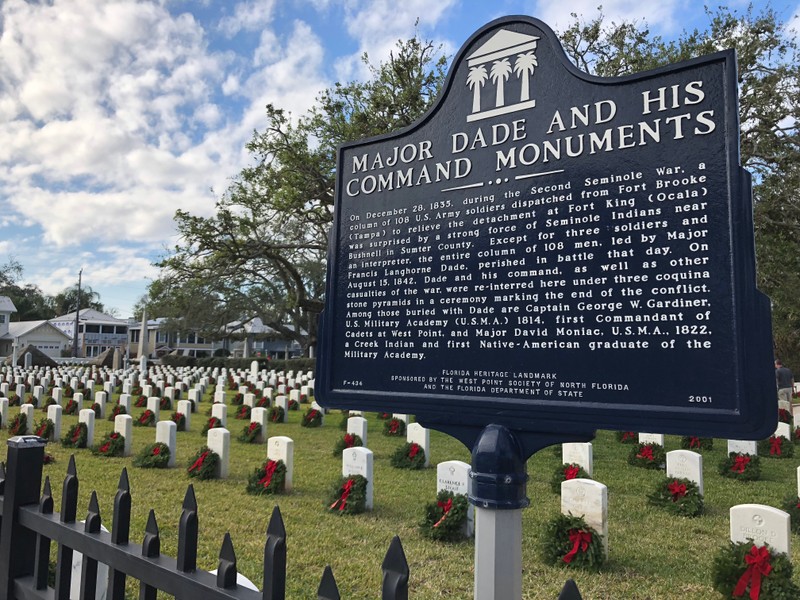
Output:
top-left (114, 414), bottom-right (133, 457)
top-left (342, 447), bottom-right (373, 510)
top-left (561, 478), bottom-right (608, 557)
top-left (244, 393), bottom-right (256, 408)
top-left (392, 413), bottom-right (409, 424)
top-left (177, 400), bottom-right (192, 431)
top-left (94, 391), bottom-right (107, 419)
top-left (53, 388), bottom-right (64, 405)
top-left (268, 436), bottom-right (294, 491)
top-left (146, 397), bottom-right (160, 422)
top-left (250, 407), bottom-right (268, 443)
top-left (214, 390), bottom-right (226, 404)
top-left (71, 523), bottom-right (110, 600)
top-left (78, 409), bottom-right (95, 447)
top-left (728, 440), bottom-right (758, 456)
top-left (118, 394), bottom-right (131, 414)
top-left (142, 384), bottom-right (153, 398)
top-left (250, 360), bottom-right (259, 378)
top-left (0, 397), bottom-right (6, 429)
top-left (562, 442), bottom-right (593, 477)
top-left (774, 422), bottom-right (792, 440)
top-left (347, 416), bottom-right (368, 448)
top-left (206, 428), bottom-right (230, 479)
top-left (437, 460), bottom-right (473, 536)
top-left (211, 403), bottom-right (228, 427)
top-left (730, 504), bottom-right (791, 555)
top-left (275, 396), bottom-right (288, 422)
top-left (47, 404), bottom-right (62, 441)
top-left (793, 405), bottom-right (800, 430)
top-left (156, 421), bottom-right (177, 468)
top-left (406, 423), bottom-right (430, 467)
top-left (666, 450), bottom-right (704, 496)
top-left (20, 403), bottom-right (34, 434)
top-left (638, 433), bottom-right (664, 446)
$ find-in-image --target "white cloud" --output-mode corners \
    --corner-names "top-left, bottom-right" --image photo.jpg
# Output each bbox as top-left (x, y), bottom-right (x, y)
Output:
top-left (218, 0), bottom-right (278, 37)
top-left (532, 0), bottom-right (688, 35)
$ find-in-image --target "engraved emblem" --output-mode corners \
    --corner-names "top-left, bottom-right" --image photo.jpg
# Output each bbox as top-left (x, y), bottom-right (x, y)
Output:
top-left (752, 514), bottom-right (764, 527)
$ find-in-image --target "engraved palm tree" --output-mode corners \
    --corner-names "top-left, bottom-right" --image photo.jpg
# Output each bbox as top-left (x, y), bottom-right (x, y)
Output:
top-left (467, 65), bottom-right (489, 113)
top-left (490, 58), bottom-right (512, 107)
top-left (514, 50), bottom-right (538, 102)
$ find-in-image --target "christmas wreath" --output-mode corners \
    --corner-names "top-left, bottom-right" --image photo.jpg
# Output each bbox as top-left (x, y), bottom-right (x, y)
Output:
top-left (647, 477), bottom-right (704, 517)
top-left (62, 422), bottom-right (88, 448)
top-left (41, 396), bottom-right (56, 411)
top-left (794, 427), bottom-right (800, 443)
top-left (288, 399), bottom-right (299, 411)
top-left (63, 385), bottom-right (74, 398)
top-left (420, 490), bottom-right (469, 542)
top-left (108, 404), bottom-right (127, 421)
top-left (383, 418), bottom-right (406, 437)
top-left (541, 513), bottom-right (605, 570)
top-left (159, 397), bottom-right (172, 411)
top-left (134, 395), bottom-right (147, 408)
top-left (616, 430), bottom-right (637, 444)
top-left (778, 407), bottom-right (792, 423)
top-left (301, 408), bottom-right (323, 428)
top-left (231, 393), bottom-right (244, 405)
top-left (187, 446), bottom-right (220, 480)
top-left (712, 542), bottom-right (798, 599)
top-left (171, 412), bottom-right (186, 431)
top-left (780, 494), bottom-right (800, 534)
top-left (133, 442), bottom-right (171, 468)
top-left (34, 418), bottom-right (54, 440)
top-left (93, 432), bottom-right (125, 457)
top-left (327, 474), bottom-right (368, 515)
top-left (8, 412), bottom-right (27, 436)
top-left (91, 403), bottom-right (102, 419)
top-left (135, 409), bottom-right (157, 427)
top-left (43, 453), bottom-right (56, 465)
top-left (299, 391), bottom-right (309, 403)
top-left (377, 412), bottom-right (391, 420)
top-left (332, 433), bottom-right (363, 456)
top-left (246, 459), bottom-right (287, 495)
top-left (8, 394), bottom-right (20, 407)
top-left (681, 436), bottom-right (714, 451)
top-left (238, 421), bottom-right (262, 443)
top-left (391, 442), bottom-right (426, 469)
top-left (255, 396), bottom-right (270, 408)
top-left (268, 406), bottom-right (285, 423)
top-left (719, 453), bottom-right (761, 481)
top-left (628, 442), bottom-right (666, 469)
top-left (235, 405), bottom-right (252, 420)
top-left (131, 386), bottom-right (142, 396)
top-left (550, 463), bottom-right (591, 494)
top-left (25, 394), bottom-right (38, 408)
top-left (63, 399), bottom-right (79, 415)
top-left (201, 416), bottom-right (223, 434)
top-left (758, 436), bottom-right (794, 459)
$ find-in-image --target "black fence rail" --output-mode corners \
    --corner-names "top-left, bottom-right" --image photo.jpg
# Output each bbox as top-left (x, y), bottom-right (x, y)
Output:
top-left (0, 435), bottom-right (409, 600)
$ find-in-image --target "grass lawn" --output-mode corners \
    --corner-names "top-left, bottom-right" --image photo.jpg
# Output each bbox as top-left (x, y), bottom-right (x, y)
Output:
top-left (2, 388), bottom-right (798, 599)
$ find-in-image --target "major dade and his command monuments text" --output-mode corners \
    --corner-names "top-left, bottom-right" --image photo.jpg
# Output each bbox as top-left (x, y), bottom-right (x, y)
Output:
top-left (330, 27), bottom-right (741, 414)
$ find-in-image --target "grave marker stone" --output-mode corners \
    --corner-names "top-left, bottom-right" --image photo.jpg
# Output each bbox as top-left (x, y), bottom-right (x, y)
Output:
top-left (211, 403), bottom-right (228, 427)
top-left (20, 404), bottom-right (34, 434)
top-left (250, 408), bottom-right (268, 443)
top-left (146, 397), bottom-right (160, 422)
top-left (343, 447), bottom-right (373, 509)
top-left (156, 421), bottom-right (177, 468)
top-left (275, 396), bottom-right (288, 422)
top-left (114, 414), bottom-right (133, 457)
top-left (118, 394), bottom-right (131, 414)
top-left (728, 439), bottom-right (758, 455)
top-left (730, 504), bottom-right (791, 555)
top-left (666, 450), bottom-right (704, 496)
top-left (206, 428), bottom-right (230, 479)
top-left (177, 400), bottom-right (192, 431)
top-left (78, 409), bottom-right (95, 447)
top-left (562, 442), bottom-right (593, 477)
top-left (47, 404), bottom-right (62, 441)
top-left (638, 433), bottom-right (664, 447)
top-left (407, 423), bottom-right (431, 467)
top-left (268, 436), bottom-right (294, 490)
top-left (347, 416), bottom-right (368, 448)
top-left (437, 460), bottom-right (474, 536)
top-left (561, 478), bottom-right (608, 557)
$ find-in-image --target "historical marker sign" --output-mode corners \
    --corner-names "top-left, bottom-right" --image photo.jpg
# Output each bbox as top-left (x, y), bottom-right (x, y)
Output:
top-left (315, 16), bottom-right (775, 443)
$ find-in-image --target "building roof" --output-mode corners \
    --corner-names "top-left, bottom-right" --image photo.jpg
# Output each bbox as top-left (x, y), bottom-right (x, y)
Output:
top-left (50, 307), bottom-right (127, 324)
top-left (0, 296), bottom-right (18, 313)
top-left (8, 320), bottom-right (71, 340)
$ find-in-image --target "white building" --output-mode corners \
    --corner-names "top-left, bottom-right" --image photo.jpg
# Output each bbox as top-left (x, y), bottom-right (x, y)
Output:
top-left (50, 308), bottom-right (129, 358)
top-left (0, 296), bottom-right (17, 356)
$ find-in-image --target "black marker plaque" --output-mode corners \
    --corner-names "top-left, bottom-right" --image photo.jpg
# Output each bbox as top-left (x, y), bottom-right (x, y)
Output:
top-left (315, 16), bottom-right (775, 445)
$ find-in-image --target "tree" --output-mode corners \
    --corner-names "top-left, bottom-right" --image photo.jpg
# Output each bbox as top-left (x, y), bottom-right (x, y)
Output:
top-left (158, 34), bottom-right (448, 354)
top-left (1, 283), bottom-right (53, 321)
top-left (558, 5), bottom-right (800, 366)
top-left (0, 257), bottom-right (22, 288)
top-left (51, 285), bottom-right (105, 316)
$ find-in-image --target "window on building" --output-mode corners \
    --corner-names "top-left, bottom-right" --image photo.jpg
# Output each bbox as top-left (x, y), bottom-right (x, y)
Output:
top-left (130, 330), bottom-right (140, 343)
top-left (101, 325), bottom-right (116, 334)
top-left (85, 324), bottom-right (100, 333)
top-left (0, 314), bottom-right (5, 324)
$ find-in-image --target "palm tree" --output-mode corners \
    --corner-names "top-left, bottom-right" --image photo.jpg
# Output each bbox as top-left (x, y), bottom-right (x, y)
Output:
top-left (514, 51), bottom-right (538, 102)
top-left (467, 65), bottom-right (489, 113)
top-left (490, 58), bottom-right (512, 107)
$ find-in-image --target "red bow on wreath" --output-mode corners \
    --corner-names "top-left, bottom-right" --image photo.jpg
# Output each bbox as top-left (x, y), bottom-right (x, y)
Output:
top-left (330, 479), bottom-right (354, 511)
top-left (99, 442), bottom-right (111, 454)
top-left (433, 498), bottom-right (453, 528)
top-left (621, 431), bottom-right (634, 441)
top-left (636, 446), bottom-right (654, 461)
top-left (152, 445), bottom-right (161, 456)
top-left (562, 529), bottom-right (592, 564)
top-left (344, 433), bottom-right (355, 447)
top-left (769, 436), bottom-right (782, 456)
top-left (733, 545), bottom-right (772, 600)
top-left (248, 422), bottom-right (258, 433)
top-left (408, 443), bottom-right (420, 458)
top-left (667, 480), bottom-right (687, 501)
top-left (731, 455), bottom-right (751, 473)
top-left (689, 436), bottom-right (700, 448)
top-left (564, 465), bottom-right (580, 480)
top-left (188, 451), bottom-right (208, 472)
top-left (71, 427), bottom-right (82, 443)
top-left (259, 460), bottom-right (278, 488)
top-left (389, 420), bottom-right (399, 434)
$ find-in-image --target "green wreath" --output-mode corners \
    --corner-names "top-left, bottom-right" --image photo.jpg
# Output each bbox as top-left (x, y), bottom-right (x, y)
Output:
top-left (718, 452), bottom-right (761, 481)
top-left (780, 494), bottom-right (800, 534)
top-left (131, 386), bottom-right (142, 396)
top-left (377, 412), bottom-right (391, 420)
top-left (301, 408), bottom-right (323, 428)
top-left (187, 446), bottom-right (220, 480)
top-left (135, 409), bottom-right (157, 427)
top-left (332, 433), bottom-right (363, 456)
top-left (108, 404), bottom-right (127, 421)
top-left (628, 442), bottom-right (666, 469)
top-left (778, 408), bottom-right (792, 424)
top-left (133, 442), bottom-right (171, 468)
top-left (238, 421), bottom-right (262, 443)
top-left (62, 422), bottom-right (88, 448)
top-left (134, 395), bottom-right (147, 408)
top-left (91, 403), bottom-right (102, 419)
top-left (299, 392), bottom-right (309, 404)
top-left (231, 393), bottom-right (244, 405)
top-left (255, 396), bottom-right (270, 408)
top-left (420, 490), bottom-right (469, 542)
top-left (235, 405), bottom-right (252, 420)
top-left (712, 542), bottom-right (798, 600)
top-left (246, 459), bottom-right (287, 495)
top-left (63, 385), bottom-right (74, 398)
top-left (647, 477), bottom-right (704, 517)
top-left (541, 513), bottom-right (605, 571)
top-left (34, 418), bottom-right (54, 441)
top-left (41, 396), bottom-right (57, 411)
top-left (93, 432), bottom-right (126, 457)
top-left (159, 397), bottom-right (172, 411)
top-left (268, 406), bottom-right (285, 423)
top-left (25, 394), bottom-right (38, 408)
top-left (327, 474), bottom-right (368, 515)
top-left (680, 436), bottom-right (714, 451)
top-left (171, 412), bottom-right (187, 431)
top-left (201, 416), bottom-right (223, 435)
top-left (288, 399), bottom-right (299, 411)
top-left (390, 442), bottom-right (426, 469)
top-left (383, 418), bottom-right (406, 437)
top-left (8, 412), bottom-right (28, 436)
top-left (550, 463), bottom-right (591, 494)
top-left (758, 436), bottom-right (794, 459)
top-left (8, 394), bottom-right (20, 407)
top-left (63, 399), bottom-right (79, 415)
top-left (616, 430), bottom-right (638, 444)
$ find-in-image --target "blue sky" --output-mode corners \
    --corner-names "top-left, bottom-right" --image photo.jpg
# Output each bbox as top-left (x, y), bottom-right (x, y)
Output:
top-left (0, 0), bottom-right (793, 318)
